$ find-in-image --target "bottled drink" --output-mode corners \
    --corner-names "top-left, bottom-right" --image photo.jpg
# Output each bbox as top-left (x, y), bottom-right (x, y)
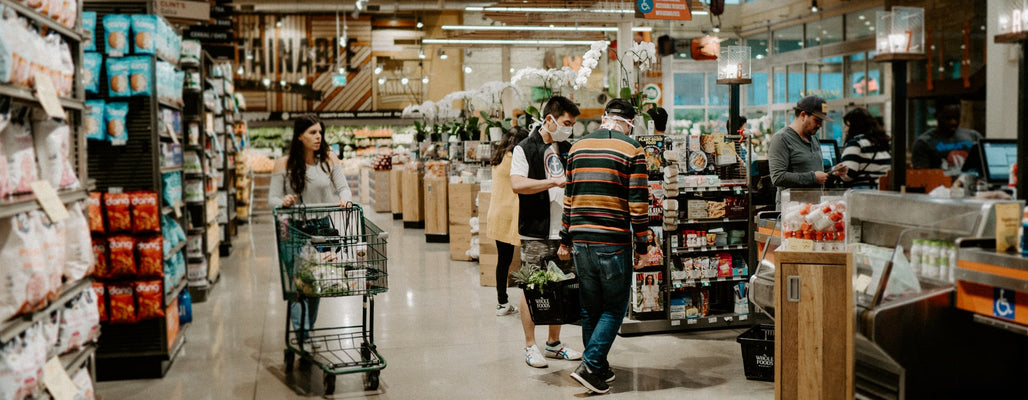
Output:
top-left (923, 241), bottom-right (939, 279)
top-left (909, 239), bottom-right (923, 276)
top-left (947, 243), bottom-right (958, 283)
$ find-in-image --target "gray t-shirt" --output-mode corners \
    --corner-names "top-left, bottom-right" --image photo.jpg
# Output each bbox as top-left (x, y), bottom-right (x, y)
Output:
top-left (269, 159), bottom-right (353, 207)
top-left (766, 127), bottom-right (824, 209)
top-left (911, 127), bottom-right (982, 176)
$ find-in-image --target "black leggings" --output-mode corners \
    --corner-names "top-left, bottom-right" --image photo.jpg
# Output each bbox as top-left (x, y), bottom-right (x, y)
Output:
top-left (496, 240), bottom-right (516, 304)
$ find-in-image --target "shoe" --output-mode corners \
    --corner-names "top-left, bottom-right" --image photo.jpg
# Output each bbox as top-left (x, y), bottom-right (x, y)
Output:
top-left (544, 342), bottom-right (582, 360)
top-left (571, 363), bottom-right (610, 394)
top-left (524, 345), bottom-right (548, 368)
top-left (496, 303), bottom-right (518, 316)
top-left (303, 339), bottom-right (323, 350)
top-left (598, 368), bottom-right (615, 383)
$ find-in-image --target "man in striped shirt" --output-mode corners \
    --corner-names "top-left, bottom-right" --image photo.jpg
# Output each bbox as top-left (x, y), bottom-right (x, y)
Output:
top-left (559, 99), bottom-right (649, 394)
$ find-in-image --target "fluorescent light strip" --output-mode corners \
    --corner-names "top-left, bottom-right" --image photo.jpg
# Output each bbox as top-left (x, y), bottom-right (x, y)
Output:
top-left (465, 6), bottom-right (633, 14)
top-left (441, 24), bottom-right (651, 32)
top-left (692, 11), bottom-right (709, 15)
top-left (423, 38), bottom-right (598, 45)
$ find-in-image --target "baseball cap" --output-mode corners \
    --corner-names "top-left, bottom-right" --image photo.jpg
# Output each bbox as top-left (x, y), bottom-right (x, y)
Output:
top-left (794, 95), bottom-right (833, 121)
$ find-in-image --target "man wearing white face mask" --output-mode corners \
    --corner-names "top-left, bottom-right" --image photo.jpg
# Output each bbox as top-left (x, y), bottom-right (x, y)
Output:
top-left (510, 95), bottom-right (582, 368)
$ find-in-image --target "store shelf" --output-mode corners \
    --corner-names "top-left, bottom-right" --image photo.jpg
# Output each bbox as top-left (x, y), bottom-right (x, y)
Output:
top-left (673, 244), bottom-right (748, 255)
top-left (0, 188), bottom-right (88, 220)
top-left (675, 185), bottom-right (747, 194)
top-left (0, 0), bottom-right (82, 41)
top-left (0, 278), bottom-right (92, 343)
top-left (61, 343), bottom-right (97, 373)
top-left (676, 215), bottom-right (748, 224)
top-left (165, 276), bottom-right (188, 307)
top-left (158, 99), bottom-right (182, 111)
top-left (166, 240), bottom-right (186, 259)
top-left (620, 312), bottom-right (758, 335)
top-left (0, 83), bottom-right (85, 111)
top-left (160, 165), bottom-right (183, 174)
top-left (671, 275), bottom-right (749, 287)
top-left (162, 201), bottom-right (184, 215)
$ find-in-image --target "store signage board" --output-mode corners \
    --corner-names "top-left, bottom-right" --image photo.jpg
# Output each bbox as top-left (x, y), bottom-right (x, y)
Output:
top-left (642, 83), bottom-right (662, 104)
top-left (43, 356), bottom-right (77, 400)
top-left (332, 74), bottom-right (348, 87)
top-left (156, 0), bottom-right (210, 22)
top-left (33, 71), bottom-right (66, 121)
top-left (635, 0), bottom-right (692, 21)
top-left (31, 181), bottom-right (70, 222)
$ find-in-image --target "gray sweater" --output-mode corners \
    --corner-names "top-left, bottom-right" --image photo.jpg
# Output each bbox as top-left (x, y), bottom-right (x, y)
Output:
top-left (767, 127), bottom-right (824, 208)
top-left (269, 160), bottom-right (353, 207)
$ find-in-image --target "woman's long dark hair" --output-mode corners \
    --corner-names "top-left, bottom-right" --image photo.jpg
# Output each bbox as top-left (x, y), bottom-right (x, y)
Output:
top-left (489, 126), bottom-right (529, 166)
top-left (843, 108), bottom-right (889, 147)
top-left (286, 114), bottom-right (330, 195)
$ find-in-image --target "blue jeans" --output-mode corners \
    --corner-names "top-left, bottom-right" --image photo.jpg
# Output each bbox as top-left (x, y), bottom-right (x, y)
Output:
top-left (573, 242), bottom-right (633, 373)
top-left (290, 298), bottom-right (320, 342)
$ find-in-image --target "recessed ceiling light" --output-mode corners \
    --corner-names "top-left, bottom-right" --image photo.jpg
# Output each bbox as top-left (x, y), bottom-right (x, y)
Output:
top-left (298, 77), bottom-right (306, 85)
top-left (401, 77), bottom-right (410, 85)
top-left (422, 76), bottom-right (429, 84)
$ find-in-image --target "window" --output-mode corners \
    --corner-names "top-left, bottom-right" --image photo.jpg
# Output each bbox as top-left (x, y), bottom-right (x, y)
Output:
top-left (806, 16), bottom-right (843, 48)
top-left (747, 72), bottom-right (769, 106)
top-left (820, 57), bottom-right (844, 100)
top-left (787, 64), bottom-right (804, 102)
top-left (673, 73), bottom-right (705, 106)
top-left (707, 74), bottom-right (730, 106)
top-left (846, 7), bottom-right (882, 40)
top-left (773, 67), bottom-right (787, 104)
top-left (774, 25), bottom-right (804, 54)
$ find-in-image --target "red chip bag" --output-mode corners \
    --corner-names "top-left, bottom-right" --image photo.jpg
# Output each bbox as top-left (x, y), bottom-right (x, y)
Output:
top-left (134, 280), bottom-right (164, 320)
top-left (88, 192), bottom-right (105, 233)
top-left (107, 235), bottom-right (136, 277)
top-left (92, 282), bottom-right (108, 322)
top-left (104, 192), bottom-right (131, 232)
top-left (136, 236), bottom-right (163, 278)
top-left (107, 284), bottom-right (137, 324)
top-left (130, 191), bottom-right (159, 233)
top-left (92, 237), bottom-right (110, 278)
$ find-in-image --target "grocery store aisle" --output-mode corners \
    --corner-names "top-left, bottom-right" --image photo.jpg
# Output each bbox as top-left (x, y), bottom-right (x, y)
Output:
top-left (96, 210), bottom-right (774, 399)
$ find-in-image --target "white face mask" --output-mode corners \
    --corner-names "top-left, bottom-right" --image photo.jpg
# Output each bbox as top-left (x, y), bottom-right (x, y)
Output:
top-left (604, 114), bottom-right (634, 136)
top-left (545, 116), bottom-right (574, 142)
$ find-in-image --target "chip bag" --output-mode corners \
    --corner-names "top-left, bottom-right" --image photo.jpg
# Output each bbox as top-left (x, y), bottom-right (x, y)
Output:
top-left (130, 191), bottom-right (160, 233)
top-left (106, 284), bottom-right (136, 324)
top-left (107, 235), bottom-right (136, 278)
top-left (134, 280), bottom-right (164, 320)
top-left (103, 192), bottom-right (131, 232)
top-left (91, 237), bottom-right (109, 279)
top-left (136, 236), bottom-right (163, 278)
top-left (87, 192), bottom-right (104, 233)
top-left (91, 282), bottom-right (107, 323)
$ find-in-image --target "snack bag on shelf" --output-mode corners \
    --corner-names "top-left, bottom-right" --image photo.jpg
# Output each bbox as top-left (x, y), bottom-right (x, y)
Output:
top-left (134, 280), bottom-right (164, 320)
top-left (102, 14), bottom-right (131, 56)
top-left (105, 57), bottom-right (130, 97)
top-left (0, 213), bottom-right (49, 320)
top-left (106, 283), bottom-right (136, 324)
top-left (91, 237), bottom-right (109, 279)
top-left (2, 117), bottom-right (38, 194)
top-left (103, 192), bottom-right (132, 232)
top-left (82, 11), bottom-right (97, 51)
top-left (106, 235), bottom-right (137, 277)
top-left (65, 203), bottom-right (94, 281)
top-left (127, 55), bottom-right (152, 97)
top-left (32, 109), bottom-right (79, 189)
top-left (104, 102), bottom-right (130, 146)
top-left (57, 289), bottom-right (101, 354)
top-left (136, 236), bottom-right (163, 278)
top-left (34, 211), bottom-right (64, 301)
top-left (72, 367), bottom-right (95, 400)
top-left (91, 282), bottom-right (107, 323)
top-left (41, 310), bottom-right (60, 357)
top-left (129, 191), bottom-right (160, 233)
top-left (84, 99), bottom-right (105, 141)
top-left (130, 15), bottom-right (157, 55)
top-left (87, 192), bottom-right (104, 233)
top-left (83, 52), bottom-right (102, 95)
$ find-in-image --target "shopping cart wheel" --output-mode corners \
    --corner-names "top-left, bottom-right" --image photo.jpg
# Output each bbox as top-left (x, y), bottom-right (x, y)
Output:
top-left (284, 350), bottom-right (294, 372)
top-left (364, 371), bottom-right (380, 391)
top-left (324, 374), bottom-right (336, 394)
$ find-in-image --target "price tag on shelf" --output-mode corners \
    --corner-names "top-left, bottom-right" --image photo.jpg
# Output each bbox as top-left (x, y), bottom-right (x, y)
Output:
top-left (708, 317), bottom-right (718, 324)
top-left (687, 319), bottom-right (697, 325)
top-left (33, 71), bottom-right (66, 121)
top-left (166, 122), bottom-right (180, 145)
top-left (725, 316), bottom-right (734, 322)
top-left (31, 181), bottom-right (69, 223)
top-left (740, 314), bottom-right (748, 321)
top-left (671, 320), bottom-right (681, 326)
top-left (43, 356), bottom-right (77, 400)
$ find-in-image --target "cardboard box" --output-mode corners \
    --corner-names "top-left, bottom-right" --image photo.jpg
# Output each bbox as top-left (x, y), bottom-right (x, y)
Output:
top-left (390, 168), bottom-right (404, 215)
top-left (480, 247), bottom-right (522, 287)
top-left (402, 170), bottom-right (424, 223)
top-left (424, 177), bottom-right (449, 235)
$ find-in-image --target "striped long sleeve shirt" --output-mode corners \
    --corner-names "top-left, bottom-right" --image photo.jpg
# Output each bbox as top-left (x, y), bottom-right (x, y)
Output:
top-left (560, 129), bottom-right (650, 252)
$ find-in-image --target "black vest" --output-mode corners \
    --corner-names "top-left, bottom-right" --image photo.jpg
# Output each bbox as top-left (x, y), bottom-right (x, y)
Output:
top-left (516, 127), bottom-right (571, 239)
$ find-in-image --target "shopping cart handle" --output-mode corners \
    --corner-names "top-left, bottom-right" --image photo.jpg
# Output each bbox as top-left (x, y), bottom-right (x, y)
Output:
top-left (282, 201), bottom-right (357, 209)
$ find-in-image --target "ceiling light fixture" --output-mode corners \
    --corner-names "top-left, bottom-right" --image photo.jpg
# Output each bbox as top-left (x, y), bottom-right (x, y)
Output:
top-left (438, 49), bottom-right (448, 59)
top-left (424, 38), bottom-right (599, 46)
top-left (262, 78), bottom-right (271, 87)
top-left (691, 10), bottom-right (709, 16)
top-left (276, 18), bottom-right (282, 28)
top-left (416, 17), bottom-right (424, 29)
top-left (298, 77), bottom-right (306, 85)
top-left (279, 80), bottom-right (286, 87)
top-left (810, 0), bottom-right (818, 13)
top-left (401, 77), bottom-right (409, 85)
top-left (418, 49), bottom-right (426, 59)
top-left (463, 65), bottom-right (472, 73)
top-left (378, 77), bottom-right (386, 85)
top-left (441, 25), bottom-right (651, 32)
top-left (338, 67), bottom-right (345, 74)
top-left (374, 66), bottom-right (383, 75)
top-left (464, 6), bottom-right (632, 14)
top-left (236, 65), bottom-right (244, 75)
top-left (422, 76), bottom-right (429, 84)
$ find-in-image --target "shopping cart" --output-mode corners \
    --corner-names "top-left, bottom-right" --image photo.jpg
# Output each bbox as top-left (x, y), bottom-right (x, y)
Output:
top-left (274, 203), bottom-right (389, 393)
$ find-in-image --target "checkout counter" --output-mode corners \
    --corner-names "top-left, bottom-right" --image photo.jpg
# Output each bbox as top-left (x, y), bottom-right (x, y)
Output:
top-left (752, 190), bottom-right (1028, 399)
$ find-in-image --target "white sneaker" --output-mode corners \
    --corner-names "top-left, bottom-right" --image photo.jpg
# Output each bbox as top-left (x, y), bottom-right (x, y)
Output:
top-left (544, 342), bottom-right (583, 360)
top-left (524, 345), bottom-right (548, 368)
top-left (496, 303), bottom-right (518, 316)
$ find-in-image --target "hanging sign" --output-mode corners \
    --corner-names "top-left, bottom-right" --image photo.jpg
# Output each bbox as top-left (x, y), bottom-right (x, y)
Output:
top-left (156, 0), bottom-right (211, 21)
top-left (636, 0), bottom-right (692, 21)
top-left (332, 74), bottom-right (348, 87)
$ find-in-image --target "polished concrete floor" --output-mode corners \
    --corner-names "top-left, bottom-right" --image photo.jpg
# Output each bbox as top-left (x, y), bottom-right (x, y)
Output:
top-left (96, 211), bottom-right (774, 399)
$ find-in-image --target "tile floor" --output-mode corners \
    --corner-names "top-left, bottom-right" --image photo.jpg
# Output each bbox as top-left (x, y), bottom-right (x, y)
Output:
top-left (96, 211), bottom-right (774, 399)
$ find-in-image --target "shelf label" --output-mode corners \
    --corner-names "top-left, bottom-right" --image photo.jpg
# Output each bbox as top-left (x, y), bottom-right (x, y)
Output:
top-left (708, 317), bottom-right (718, 324)
top-left (166, 122), bottom-right (180, 145)
top-left (740, 314), bottom-right (748, 321)
top-left (725, 316), bottom-right (734, 322)
top-left (687, 319), bottom-right (697, 325)
top-left (671, 320), bottom-right (681, 326)
top-left (31, 181), bottom-right (69, 223)
top-left (43, 356), bottom-right (78, 400)
top-left (33, 71), bottom-right (66, 121)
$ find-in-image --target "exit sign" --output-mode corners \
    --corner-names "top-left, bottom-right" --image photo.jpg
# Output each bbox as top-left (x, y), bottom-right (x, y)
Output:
top-left (332, 74), bottom-right (347, 87)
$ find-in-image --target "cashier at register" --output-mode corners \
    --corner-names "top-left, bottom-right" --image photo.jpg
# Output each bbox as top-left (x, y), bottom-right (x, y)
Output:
top-left (767, 96), bottom-right (848, 210)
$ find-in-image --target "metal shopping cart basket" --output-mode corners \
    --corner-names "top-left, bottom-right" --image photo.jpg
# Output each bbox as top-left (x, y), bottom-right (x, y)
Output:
top-left (274, 203), bottom-right (388, 393)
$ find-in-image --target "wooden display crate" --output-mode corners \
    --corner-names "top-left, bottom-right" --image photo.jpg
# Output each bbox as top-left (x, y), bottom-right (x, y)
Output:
top-left (448, 183), bottom-right (480, 260)
top-left (480, 247), bottom-right (522, 287)
top-left (401, 169), bottom-right (424, 227)
top-left (424, 176), bottom-right (449, 239)
top-left (390, 167), bottom-right (404, 218)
